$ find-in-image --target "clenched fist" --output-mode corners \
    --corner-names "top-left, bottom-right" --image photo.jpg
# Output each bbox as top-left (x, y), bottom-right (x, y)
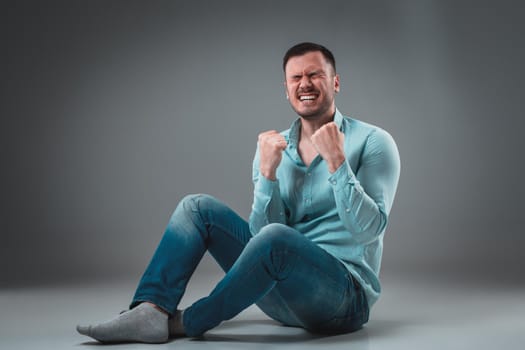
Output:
top-left (258, 130), bottom-right (288, 180)
top-left (310, 122), bottom-right (345, 173)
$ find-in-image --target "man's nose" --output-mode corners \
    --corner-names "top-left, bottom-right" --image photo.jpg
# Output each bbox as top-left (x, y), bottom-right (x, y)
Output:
top-left (299, 75), bottom-right (312, 88)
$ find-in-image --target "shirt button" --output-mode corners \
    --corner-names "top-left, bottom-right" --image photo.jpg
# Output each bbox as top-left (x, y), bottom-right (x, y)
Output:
top-left (279, 212), bottom-right (284, 216)
top-left (330, 180), bottom-right (337, 185)
top-left (345, 208), bottom-right (351, 213)
top-left (307, 172), bottom-right (311, 176)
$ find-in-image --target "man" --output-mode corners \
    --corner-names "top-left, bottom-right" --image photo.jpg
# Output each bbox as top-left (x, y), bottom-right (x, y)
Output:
top-left (77, 42), bottom-right (400, 343)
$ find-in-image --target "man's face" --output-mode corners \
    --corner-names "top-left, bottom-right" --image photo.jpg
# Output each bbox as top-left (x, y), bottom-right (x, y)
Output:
top-left (284, 51), bottom-right (340, 120)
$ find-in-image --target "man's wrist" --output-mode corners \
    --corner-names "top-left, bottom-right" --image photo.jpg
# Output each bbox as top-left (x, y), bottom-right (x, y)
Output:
top-left (260, 168), bottom-right (277, 181)
top-left (327, 154), bottom-right (345, 173)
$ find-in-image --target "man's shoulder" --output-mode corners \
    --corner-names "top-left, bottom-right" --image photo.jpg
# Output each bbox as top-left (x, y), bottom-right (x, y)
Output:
top-left (342, 114), bottom-right (384, 134)
top-left (341, 114), bottom-right (397, 147)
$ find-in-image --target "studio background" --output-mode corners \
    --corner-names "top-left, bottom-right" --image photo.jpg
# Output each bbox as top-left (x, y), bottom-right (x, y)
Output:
top-left (2, 0), bottom-right (524, 288)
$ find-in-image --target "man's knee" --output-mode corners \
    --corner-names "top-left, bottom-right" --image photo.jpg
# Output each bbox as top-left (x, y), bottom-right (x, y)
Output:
top-left (178, 193), bottom-right (219, 214)
top-left (166, 194), bottom-right (221, 235)
top-left (248, 223), bottom-right (301, 280)
top-left (258, 223), bottom-right (289, 235)
top-left (252, 223), bottom-right (301, 250)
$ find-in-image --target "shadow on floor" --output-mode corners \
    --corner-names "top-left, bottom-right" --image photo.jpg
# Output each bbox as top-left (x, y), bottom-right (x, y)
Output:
top-left (191, 319), bottom-right (373, 344)
top-left (77, 318), bottom-right (413, 346)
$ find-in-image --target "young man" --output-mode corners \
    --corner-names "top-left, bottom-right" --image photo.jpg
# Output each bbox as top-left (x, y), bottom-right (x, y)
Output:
top-left (77, 42), bottom-right (400, 343)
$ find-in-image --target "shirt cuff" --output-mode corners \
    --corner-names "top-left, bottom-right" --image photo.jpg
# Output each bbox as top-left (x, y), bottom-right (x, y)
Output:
top-left (328, 160), bottom-right (358, 192)
top-left (256, 174), bottom-right (280, 194)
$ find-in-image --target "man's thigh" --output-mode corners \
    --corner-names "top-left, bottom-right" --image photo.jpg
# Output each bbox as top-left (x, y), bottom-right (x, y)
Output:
top-left (254, 225), bottom-right (360, 331)
top-left (190, 194), bottom-right (252, 273)
top-left (257, 225), bottom-right (368, 333)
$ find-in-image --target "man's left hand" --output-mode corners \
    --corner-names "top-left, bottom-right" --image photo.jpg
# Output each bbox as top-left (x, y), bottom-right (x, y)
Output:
top-left (311, 122), bottom-right (346, 173)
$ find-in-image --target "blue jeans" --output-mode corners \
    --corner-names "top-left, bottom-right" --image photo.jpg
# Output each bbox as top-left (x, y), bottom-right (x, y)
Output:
top-left (131, 194), bottom-right (369, 337)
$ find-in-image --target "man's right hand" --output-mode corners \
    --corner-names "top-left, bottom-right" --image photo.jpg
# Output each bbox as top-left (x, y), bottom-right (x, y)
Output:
top-left (258, 130), bottom-right (287, 181)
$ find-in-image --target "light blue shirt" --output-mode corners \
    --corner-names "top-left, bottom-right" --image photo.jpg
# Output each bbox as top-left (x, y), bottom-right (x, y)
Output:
top-left (249, 109), bottom-right (401, 307)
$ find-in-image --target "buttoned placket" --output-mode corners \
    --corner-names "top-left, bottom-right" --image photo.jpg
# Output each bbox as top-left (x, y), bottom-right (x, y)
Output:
top-left (303, 156), bottom-right (322, 211)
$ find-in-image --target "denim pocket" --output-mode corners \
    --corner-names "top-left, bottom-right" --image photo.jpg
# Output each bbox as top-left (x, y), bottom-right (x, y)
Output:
top-left (311, 273), bottom-right (370, 334)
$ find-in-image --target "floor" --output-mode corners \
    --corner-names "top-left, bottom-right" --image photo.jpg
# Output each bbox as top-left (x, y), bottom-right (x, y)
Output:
top-left (1, 268), bottom-right (524, 350)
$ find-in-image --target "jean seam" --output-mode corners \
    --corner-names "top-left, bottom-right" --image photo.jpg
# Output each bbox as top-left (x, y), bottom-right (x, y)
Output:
top-left (193, 195), bottom-right (250, 247)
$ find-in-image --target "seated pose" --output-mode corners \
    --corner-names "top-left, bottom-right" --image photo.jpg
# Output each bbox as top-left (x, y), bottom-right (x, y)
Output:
top-left (77, 42), bottom-right (401, 343)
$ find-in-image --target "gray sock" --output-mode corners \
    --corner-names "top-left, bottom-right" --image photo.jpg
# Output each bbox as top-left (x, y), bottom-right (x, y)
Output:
top-left (76, 303), bottom-right (169, 343)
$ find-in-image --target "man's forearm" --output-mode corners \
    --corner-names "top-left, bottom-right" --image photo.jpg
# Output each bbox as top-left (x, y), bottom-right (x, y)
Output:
top-left (249, 173), bottom-right (286, 235)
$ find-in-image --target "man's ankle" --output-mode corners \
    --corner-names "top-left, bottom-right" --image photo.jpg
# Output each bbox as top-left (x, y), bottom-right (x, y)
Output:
top-left (143, 302), bottom-right (169, 316)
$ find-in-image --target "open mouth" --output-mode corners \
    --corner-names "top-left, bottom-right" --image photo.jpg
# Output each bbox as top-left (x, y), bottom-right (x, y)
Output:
top-left (299, 94), bottom-right (318, 101)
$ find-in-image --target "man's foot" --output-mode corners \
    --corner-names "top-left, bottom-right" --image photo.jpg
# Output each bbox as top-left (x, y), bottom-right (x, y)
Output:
top-left (76, 303), bottom-right (169, 343)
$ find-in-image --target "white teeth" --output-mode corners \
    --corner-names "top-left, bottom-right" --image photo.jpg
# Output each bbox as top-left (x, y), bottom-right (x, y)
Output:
top-left (299, 95), bottom-right (316, 100)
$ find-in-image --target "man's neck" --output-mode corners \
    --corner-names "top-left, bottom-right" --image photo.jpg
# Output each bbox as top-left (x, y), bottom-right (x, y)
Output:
top-left (299, 109), bottom-right (336, 139)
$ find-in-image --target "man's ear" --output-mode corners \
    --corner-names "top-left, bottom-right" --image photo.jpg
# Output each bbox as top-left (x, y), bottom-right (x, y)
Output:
top-left (334, 74), bottom-right (340, 93)
top-left (284, 81), bottom-right (289, 99)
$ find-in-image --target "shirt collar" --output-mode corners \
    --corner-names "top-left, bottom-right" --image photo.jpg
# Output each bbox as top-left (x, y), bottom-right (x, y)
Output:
top-left (287, 108), bottom-right (344, 147)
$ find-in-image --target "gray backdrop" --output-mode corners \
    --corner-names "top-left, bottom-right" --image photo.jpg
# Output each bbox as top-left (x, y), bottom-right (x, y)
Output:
top-left (3, 0), bottom-right (524, 287)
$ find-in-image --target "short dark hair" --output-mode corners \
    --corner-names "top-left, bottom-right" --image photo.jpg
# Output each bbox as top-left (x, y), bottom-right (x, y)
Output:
top-left (282, 42), bottom-right (336, 74)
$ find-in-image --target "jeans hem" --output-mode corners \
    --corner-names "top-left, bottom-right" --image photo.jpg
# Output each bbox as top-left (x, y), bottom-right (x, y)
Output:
top-left (130, 295), bottom-right (177, 316)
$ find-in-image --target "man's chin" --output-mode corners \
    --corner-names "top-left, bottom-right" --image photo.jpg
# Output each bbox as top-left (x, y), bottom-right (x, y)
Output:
top-left (291, 102), bottom-right (335, 121)
top-left (293, 108), bottom-right (324, 121)
top-left (291, 105), bottom-right (319, 119)
top-left (298, 113), bottom-right (320, 121)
